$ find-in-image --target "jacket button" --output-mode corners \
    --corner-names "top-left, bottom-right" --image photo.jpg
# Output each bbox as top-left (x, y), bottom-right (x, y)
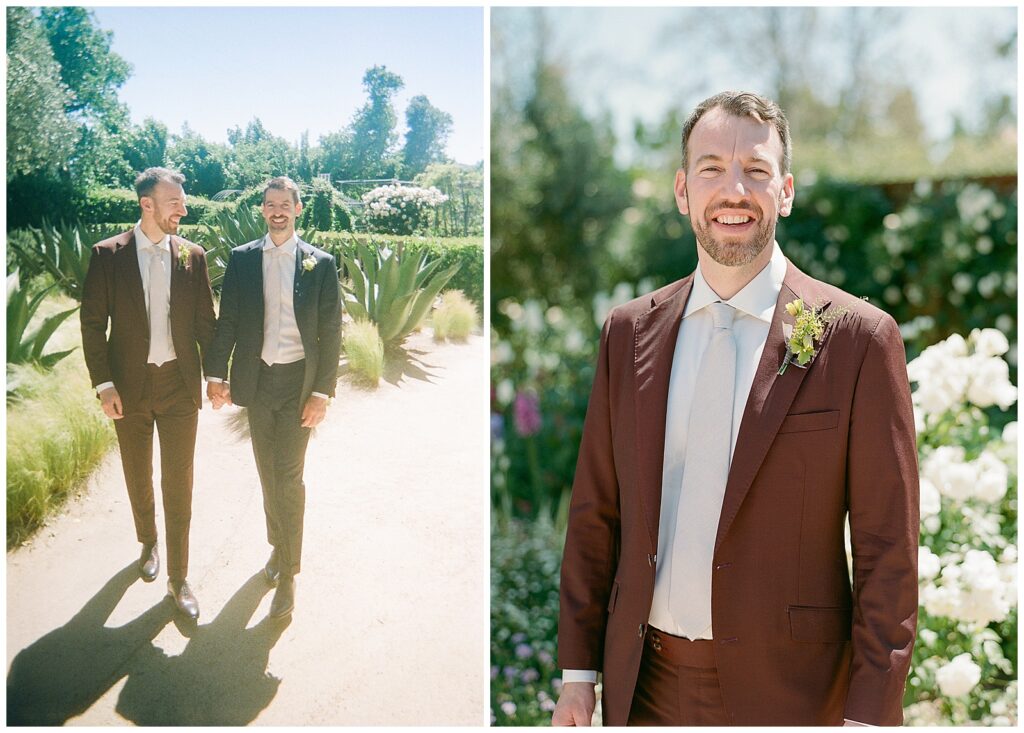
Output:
top-left (715, 562), bottom-right (732, 570)
top-left (648, 553), bottom-right (657, 567)
top-left (637, 624), bottom-right (646, 638)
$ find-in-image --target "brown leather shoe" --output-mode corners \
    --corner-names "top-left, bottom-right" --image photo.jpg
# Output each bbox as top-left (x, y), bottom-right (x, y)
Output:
top-left (167, 579), bottom-right (200, 620)
top-left (139, 543), bottom-right (159, 582)
top-left (269, 574), bottom-right (295, 618)
top-left (264, 549), bottom-right (280, 587)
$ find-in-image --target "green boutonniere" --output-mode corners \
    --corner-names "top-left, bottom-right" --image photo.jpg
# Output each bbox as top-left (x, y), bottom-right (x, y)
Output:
top-left (778, 298), bottom-right (848, 375)
top-left (177, 244), bottom-right (190, 271)
top-left (301, 255), bottom-right (316, 273)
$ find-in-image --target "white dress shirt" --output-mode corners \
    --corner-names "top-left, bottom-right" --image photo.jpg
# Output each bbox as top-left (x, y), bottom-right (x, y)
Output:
top-left (94, 222), bottom-right (176, 393)
top-left (260, 233), bottom-right (306, 366)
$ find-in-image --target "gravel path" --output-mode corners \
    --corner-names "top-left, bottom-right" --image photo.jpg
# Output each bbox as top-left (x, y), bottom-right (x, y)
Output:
top-left (6, 332), bottom-right (487, 725)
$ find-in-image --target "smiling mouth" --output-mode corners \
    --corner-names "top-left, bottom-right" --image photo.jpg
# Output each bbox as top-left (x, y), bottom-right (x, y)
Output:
top-left (712, 214), bottom-right (754, 227)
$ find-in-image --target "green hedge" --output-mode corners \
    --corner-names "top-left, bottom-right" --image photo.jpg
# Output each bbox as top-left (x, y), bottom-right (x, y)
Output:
top-left (75, 188), bottom-right (228, 226)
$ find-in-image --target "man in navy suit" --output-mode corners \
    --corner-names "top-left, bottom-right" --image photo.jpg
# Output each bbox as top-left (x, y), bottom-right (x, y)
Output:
top-left (204, 176), bottom-right (342, 619)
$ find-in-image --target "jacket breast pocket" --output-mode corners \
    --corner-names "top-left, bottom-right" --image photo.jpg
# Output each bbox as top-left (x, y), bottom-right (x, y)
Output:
top-left (607, 581), bottom-right (620, 614)
top-left (778, 409), bottom-right (840, 434)
top-left (788, 605), bottom-right (851, 642)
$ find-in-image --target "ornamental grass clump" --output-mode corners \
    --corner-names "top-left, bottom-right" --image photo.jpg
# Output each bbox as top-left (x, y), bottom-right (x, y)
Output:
top-left (7, 352), bottom-right (116, 548)
top-left (432, 289), bottom-right (478, 342)
top-left (343, 318), bottom-right (385, 386)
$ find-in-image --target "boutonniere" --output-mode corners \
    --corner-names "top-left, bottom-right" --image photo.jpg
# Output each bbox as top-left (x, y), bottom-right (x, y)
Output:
top-left (778, 299), bottom-right (847, 375)
top-left (301, 255), bottom-right (316, 274)
top-left (176, 244), bottom-right (190, 271)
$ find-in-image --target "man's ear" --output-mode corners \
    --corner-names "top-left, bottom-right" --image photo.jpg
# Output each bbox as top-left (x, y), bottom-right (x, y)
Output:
top-left (779, 173), bottom-right (795, 217)
top-left (674, 168), bottom-right (689, 216)
top-left (295, 201), bottom-right (303, 216)
top-left (139, 196), bottom-right (153, 215)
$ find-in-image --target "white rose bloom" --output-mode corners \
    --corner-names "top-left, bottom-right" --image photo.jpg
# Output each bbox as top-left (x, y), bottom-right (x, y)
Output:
top-left (939, 460), bottom-right (978, 502)
top-left (919, 477), bottom-right (942, 518)
top-left (958, 549), bottom-right (1012, 625)
top-left (921, 582), bottom-right (959, 618)
top-left (971, 327), bottom-right (1010, 357)
top-left (973, 451), bottom-right (1009, 503)
top-left (967, 356), bottom-right (1017, 409)
top-left (918, 545), bottom-right (941, 580)
top-left (496, 379), bottom-right (515, 406)
top-left (935, 653), bottom-right (982, 698)
top-left (923, 515), bottom-right (941, 535)
top-left (943, 333), bottom-right (969, 357)
top-left (918, 628), bottom-right (938, 647)
top-left (1001, 421), bottom-right (1017, 448)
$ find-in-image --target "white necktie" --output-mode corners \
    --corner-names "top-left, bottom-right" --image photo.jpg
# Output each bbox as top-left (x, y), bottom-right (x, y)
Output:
top-left (147, 245), bottom-right (172, 366)
top-left (261, 246), bottom-right (289, 365)
top-left (670, 302), bottom-right (737, 638)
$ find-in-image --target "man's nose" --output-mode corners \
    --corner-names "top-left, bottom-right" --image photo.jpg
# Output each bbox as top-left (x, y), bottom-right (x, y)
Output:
top-left (722, 167), bottom-right (747, 197)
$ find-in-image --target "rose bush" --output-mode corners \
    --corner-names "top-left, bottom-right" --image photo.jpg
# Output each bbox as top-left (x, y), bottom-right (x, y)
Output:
top-left (360, 183), bottom-right (448, 235)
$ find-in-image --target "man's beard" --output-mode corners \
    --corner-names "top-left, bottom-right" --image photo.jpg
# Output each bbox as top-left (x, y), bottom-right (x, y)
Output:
top-left (157, 215), bottom-right (179, 235)
top-left (690, 200), bottom-right (774, 267)
top-left (268, 218), bottom-right (290, 232)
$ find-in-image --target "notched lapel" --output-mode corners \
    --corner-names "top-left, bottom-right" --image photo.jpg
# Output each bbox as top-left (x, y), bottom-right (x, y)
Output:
top-left (714, 265), bottom-right (825, 553)
top-left (114, 234), bottom-right (147, 328)
top-left (169, 237), bottom-right (186, 313)
top-left (634, 277), bottom-right (692, 550)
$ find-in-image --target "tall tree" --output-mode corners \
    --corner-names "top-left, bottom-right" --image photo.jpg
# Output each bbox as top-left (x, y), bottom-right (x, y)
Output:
top-left (6, 7), bottom-right (76, 181)
top-left (224, 118), bottom-right (296, 189)
top-left (167, 124), bottom-right (228, 198)
top-left (402, 95), bottom-right (453, 177)
top-left (348, 65), bottom-right (404, 179)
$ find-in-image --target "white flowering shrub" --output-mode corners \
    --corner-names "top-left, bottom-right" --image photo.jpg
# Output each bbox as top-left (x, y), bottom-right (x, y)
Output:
top-left (360, 183), bottom-right (448, 235)
top-left (905, 328), bottom-right (1017, 726)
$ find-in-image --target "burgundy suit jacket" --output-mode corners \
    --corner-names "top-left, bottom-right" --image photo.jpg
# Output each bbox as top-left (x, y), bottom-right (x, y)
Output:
top-left (80, 230), bottom-right (217, 413)
top-left (557, 259), bottom-right (919, 726)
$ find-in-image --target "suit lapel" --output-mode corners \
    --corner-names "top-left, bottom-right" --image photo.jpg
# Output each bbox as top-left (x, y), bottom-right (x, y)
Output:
top-left (169, 236), bottom-right (185, 318)
top-left (713, 259), bottom-right (830, 552)
top-left (114, 233), bottom-right (148, 332)
top-left (252, 238), bottom-right (266, 330)
top-left (633, 277), bottom-right (693, 550)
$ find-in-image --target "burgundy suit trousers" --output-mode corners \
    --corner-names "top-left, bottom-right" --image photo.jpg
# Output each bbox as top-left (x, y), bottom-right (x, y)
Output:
top-left (113, 361), bottom-right (198, 582)
top-left (627, 627), bottom-right (731, 726)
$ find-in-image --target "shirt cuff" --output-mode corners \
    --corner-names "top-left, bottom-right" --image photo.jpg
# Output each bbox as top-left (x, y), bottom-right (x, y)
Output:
top-left (561, 669), bottom-right (598, 684)
top-left (311, 392), bottom-right (329, 400)
top-left (206, 377), bottom-right (227, 384)
top-left (95, 381), bottom-right (115, 395)
top-left (843, 720), bottom-right (873, 726)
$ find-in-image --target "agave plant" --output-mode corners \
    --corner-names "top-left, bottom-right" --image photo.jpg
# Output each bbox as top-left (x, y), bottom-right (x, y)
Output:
top-left (7, 272), bottom-right (78, 373)
top-left (9, 220), bottom-right (121, 302)
top-left (340, 240), bottom-right (460, 345)
top-left (200, 203), bottom-right (320, 292)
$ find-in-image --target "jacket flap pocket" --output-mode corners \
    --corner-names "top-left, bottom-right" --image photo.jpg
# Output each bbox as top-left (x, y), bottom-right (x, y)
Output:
top-left (778, 409), bottom-right (840, 434)
top-left (607, 581), bottom-right (620, 614)
top-left (788, 605), bottom-right (852, 642)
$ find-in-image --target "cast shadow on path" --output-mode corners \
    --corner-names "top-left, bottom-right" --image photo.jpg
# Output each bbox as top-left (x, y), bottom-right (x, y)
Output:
top-left (381, 346), bottom-right (440, 386)
top-left (8, 569), bottom-right (288, 726)
top-left (115, 572), bottom-right (288, 726)
top-left (6, 563), bottom-right (173, 725)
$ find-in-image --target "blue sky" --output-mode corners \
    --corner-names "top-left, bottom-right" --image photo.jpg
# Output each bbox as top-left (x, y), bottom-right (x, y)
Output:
top-left (92, 6), bottom-right (484, 164)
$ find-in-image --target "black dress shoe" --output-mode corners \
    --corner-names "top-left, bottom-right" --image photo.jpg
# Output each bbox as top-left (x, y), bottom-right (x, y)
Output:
top-left (139, 543), bottom-right (159, 582)
top-left (167, 579), bottom-right (200, 620)
top-left (269, 575), bottom-right (295, 618)
top-left (264, 549), bottom-right (280, 587)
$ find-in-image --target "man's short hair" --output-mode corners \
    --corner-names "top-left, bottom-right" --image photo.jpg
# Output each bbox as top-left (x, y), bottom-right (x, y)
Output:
top-left (681, 91), bottom-right (792, 175)
top-left (134, 167), bottom-right (186, 200)
top-left (263, 176), bottom-right (302, 205)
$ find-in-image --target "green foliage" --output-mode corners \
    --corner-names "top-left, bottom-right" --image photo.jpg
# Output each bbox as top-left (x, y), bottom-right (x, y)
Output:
top-left (121, 117), bottom-right (168, 174)
top-left (491, 42), bottom-right (632, 320)
top-left (9, 220), bottom-right (119, 301)
top-left (315, 234), bottom-right (483, 305)
top-left (166, 125), bottom-right (229, 198)
top-left (298, 178), bottom-right (352, 232)
top-left (402, 94), bottom-right (453, 178)
top-left (199, 203), bottom-right (268, 292)
top-left (6, 273), bottom-right (78, 374)
top-left (432, 289), bottom-right (478, 342)
top-left (414, 162), bottom-right (484, 237)
top-left (7, 352), bottom-right (116, 548)
top-left (6, 7), bottom-right (76, 181)
top-left (342, 318), bottom-right (385, 386)
top-left (224, 118), bottom-right (297, 190)
top-left (491, 513), bottom-right (568, 726)
top-left (68, 187), bottom-right (225, 227)
top-left (347, 65), bottom-right (405, 179)
top-left (339, 240), bottom-right (460, 345)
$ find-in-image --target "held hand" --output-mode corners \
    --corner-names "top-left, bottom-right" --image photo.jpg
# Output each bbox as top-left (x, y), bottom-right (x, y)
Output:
top-left (552, 682), bottom-right (596, 726)
top-left (206, 381), bottom-right (231, 409)
top-left (99, 386), bottom-right (124, 419)
top-left (300, 395), bottom-right (328, 428)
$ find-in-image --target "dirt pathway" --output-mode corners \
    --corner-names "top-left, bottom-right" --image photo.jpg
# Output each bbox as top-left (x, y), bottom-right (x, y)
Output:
top-left (6, 332), bottom-right (487, 725)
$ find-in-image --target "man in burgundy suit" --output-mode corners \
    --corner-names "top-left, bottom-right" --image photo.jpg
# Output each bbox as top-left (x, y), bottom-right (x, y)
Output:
top-left (553, 92), bottom-right (919, 726)
top-left (81, 167), bottom-right (216, 620)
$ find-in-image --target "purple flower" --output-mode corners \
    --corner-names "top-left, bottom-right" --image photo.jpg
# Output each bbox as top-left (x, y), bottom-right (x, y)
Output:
top-left (503, 666), bottom-right (517, 680)
top-left (538, 650), bottom-right (553, 665)
top-left (510, 632), bottom-right (527, 644)
top-left (540, 698), bottom-right (557, 713)
top-left (500, 701), bottom-right (517, 716)
top-left (521, 668), bottom-right (540, 683)
top-left (552, 677), bottom-right (563, 691)
top-left (514, 643), bottom-right (534, 659)
top-left (514, 391), bottom-right (542, 437)
top-left (491, 665), bottom-right (499, 679)
top-left (491, 412), bottom-right (504, 441)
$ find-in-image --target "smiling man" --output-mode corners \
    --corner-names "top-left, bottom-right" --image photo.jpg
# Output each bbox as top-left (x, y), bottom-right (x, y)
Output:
top-left (204, 176), bottom-right (341, 619)
top-left (552, 92), bottom-right (919, 726)
top-left (81, 167), bottom-right (216, 620)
